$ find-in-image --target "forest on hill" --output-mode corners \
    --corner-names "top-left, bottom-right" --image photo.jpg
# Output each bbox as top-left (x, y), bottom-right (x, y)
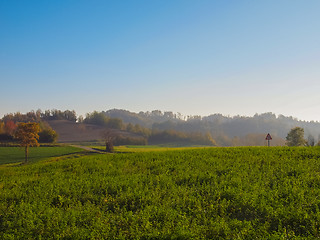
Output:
top-left (104, 109), bottom-right (320, 146)
top-left (1, 109), bottom-right (320, 146)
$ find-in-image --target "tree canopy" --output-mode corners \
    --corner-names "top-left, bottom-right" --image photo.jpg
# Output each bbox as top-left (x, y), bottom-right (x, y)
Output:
top-left (286, 127), bottom-right (306, 146)
top-left (15, 122), bottom-right (40, 162)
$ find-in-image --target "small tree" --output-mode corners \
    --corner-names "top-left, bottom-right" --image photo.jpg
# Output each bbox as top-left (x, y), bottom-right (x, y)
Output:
top-left (307, 135), bottom-right (315, 147)
top-left (15, 122), bottom-right (40, 162)
top-left (39, 128), bottom-right (58, 143)
top-left (101, 129), bottom-right (117, 153)
top-left (286, 127), bottom-right (306, 146)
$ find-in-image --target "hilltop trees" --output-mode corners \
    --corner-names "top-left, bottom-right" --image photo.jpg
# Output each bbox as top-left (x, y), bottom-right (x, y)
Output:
top-left (15, 123), bottom-right (40, 163)
top-left (4, 109), bottom-right (320, 147)
top-left (0, 111), bottom-right (60, 144)
top-left (2, 109), bottom-right (77, 123)
top-left (84, 111), bottom-right (124, 129)
top-left (84, 111), bottom-right (108, 126)
top-left (286, 127), bottom-right (306, 146)
top-left (105, 110), bottom-right (320, 143)
top-left (42, 109), bottom-right (77, 121)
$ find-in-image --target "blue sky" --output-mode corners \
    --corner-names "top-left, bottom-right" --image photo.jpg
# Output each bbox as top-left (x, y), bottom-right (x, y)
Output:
top-left (1, 0), bottom-right (320, 121)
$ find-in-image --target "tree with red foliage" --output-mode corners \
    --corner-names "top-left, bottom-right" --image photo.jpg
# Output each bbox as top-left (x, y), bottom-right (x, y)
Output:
top-left (4, 120), bottom-right (17, 136)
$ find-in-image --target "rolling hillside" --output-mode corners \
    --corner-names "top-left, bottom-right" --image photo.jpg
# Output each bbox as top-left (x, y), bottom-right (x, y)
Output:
top-left (47, 120), bottom-right (140, 143)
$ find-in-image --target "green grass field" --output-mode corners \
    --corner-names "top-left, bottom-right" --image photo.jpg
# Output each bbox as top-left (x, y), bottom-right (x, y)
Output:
top-left (1, 146), bottom-right (320, 239)
top-left (106, 145), bottom-right (210, 153)
top-left (0, 146), bottom-right (86, 165)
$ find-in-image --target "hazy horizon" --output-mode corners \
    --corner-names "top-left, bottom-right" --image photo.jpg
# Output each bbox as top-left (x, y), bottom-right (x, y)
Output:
top-left (1, 1), bottom-right (319, 121)
top-left (1, 108), bottom-right (318, 124)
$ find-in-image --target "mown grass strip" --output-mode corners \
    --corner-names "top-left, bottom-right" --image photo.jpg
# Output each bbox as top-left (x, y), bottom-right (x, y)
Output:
top-left (0, 146), bottom-right (86, 165)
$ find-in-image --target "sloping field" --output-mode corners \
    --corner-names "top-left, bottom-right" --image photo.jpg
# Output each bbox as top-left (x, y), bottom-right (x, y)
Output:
top-left (47, 120), bottom-right (139, 143)
top-left (1, 147), bottom-right (320, 239)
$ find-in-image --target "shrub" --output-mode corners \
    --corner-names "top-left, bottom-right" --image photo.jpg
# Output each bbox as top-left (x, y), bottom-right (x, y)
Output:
top-left (39, 129), bottom-right (58, 143)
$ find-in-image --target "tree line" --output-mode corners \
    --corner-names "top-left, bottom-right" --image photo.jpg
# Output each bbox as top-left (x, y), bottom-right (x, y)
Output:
top-left (105, 110), bottom-right (320, 146)
top-left (2, 109), bottom-right (320, 147)
top-left (2, 109), bottom-right (77, 123)
top-left (0, 111), bottom-right (59, 144)
top-left (83, 111), bottom-right (216, 146)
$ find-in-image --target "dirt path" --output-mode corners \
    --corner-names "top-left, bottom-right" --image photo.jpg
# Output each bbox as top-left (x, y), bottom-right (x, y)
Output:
top-left (70, 145), bottom-right (105, 153)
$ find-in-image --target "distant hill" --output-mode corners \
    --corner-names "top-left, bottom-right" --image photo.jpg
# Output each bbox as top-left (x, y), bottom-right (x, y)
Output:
top-left (47, 120), bottom-right (140, 143)
top-left (2, 109), bottom-right (320, 146)
top-left (103, 109), bottom-right (183, 128)
top-left (104, 109), bottom-right (320, 145)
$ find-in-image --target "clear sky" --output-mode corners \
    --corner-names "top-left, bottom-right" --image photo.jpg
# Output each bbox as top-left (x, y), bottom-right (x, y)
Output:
top-left (1, 0), bottom-right (319, 121)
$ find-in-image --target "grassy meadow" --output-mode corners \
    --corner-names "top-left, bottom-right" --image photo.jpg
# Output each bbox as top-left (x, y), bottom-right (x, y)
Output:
top-left (1, 146), bottom-right (320, 239)
top-left (113, 145), bottom-right (210, 153)
top-left (0, 146), bottom-right (86, 165)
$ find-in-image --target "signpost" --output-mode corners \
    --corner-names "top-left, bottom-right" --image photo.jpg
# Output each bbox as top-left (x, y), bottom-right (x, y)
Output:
top-left (265, 133), bottom-right (272, 147)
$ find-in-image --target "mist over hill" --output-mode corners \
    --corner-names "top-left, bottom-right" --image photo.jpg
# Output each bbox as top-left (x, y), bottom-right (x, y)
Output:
top-left (2, 109), bottom-right (320, 146)
top-left (104, 109), bottom-right (320, 145)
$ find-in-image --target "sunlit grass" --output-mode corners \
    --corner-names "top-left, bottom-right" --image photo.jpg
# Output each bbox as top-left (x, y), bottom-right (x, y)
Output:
top-left (1, 147), bottom-right (320, 238)
top-left (0, 146), bottom-right (86, 165)
top-left (91, 145), bottom-right (212, 153)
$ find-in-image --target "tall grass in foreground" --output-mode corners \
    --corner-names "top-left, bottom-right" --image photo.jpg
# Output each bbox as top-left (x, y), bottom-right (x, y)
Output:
top-left (1, 147), bottom-right (320, 239)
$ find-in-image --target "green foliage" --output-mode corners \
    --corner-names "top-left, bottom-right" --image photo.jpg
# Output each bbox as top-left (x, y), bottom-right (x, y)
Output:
top-left (106, 118), bottom-right (124, 130)
top-left (4, 109), bottom-right (320, 147)
top-left (2, 109), bottom-right (77, 122)
top-left (1, 147), bottom-right (320, 238)
top-left (149, 130), bottom-right (216, 146)
top-left (286, 127), bottom-right (306, 146)
top-left (39, 128), bottom-right (58, 143)
top-left (38, 122), bottom-right (58, 143)
top-left (42, 109), bottom-right (77, 121)
top-left (126, 123), bottom-right (135, 132)
top-left (131, 124), bottom-right (151, 137)
top-left (106, 109), bottom-right (320, 146)
top-left (114, 136), bottom-right (147, 146)
top-left (84, 111), bottom-right (107, 126)
top-left (2, 111), bottom-right (40, 123)
top-left (84, 111), bottom-right (124, 130)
